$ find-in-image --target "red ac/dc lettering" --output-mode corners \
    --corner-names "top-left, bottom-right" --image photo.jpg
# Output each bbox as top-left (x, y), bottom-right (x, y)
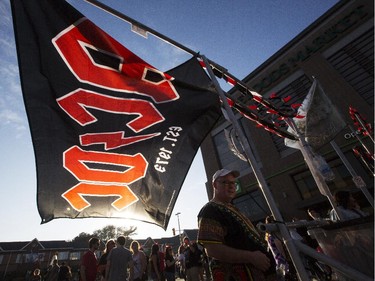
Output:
top-left (80, 131), bottom-right (161, 150)
top-left (53, 17), bottom-right (178, 212)
top-left (62, 182), bottom-right (138, 211)
top-left (53, 18), bottom-right (179, 103)
top-left (57, 88), bottom-right (164, 132)
top-left (62, 146), bottom-right (147, 211)
top-left (64, 146), bottom-right (147, 184)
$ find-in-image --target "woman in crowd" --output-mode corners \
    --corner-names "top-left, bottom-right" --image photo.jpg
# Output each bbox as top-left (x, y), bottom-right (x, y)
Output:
top-left (131, 240), bottom-right (147, 281)
top-left (97, 239), bottom-right (116, 280)
top-left (150, 244), bottom-right (162, 281)
top-left (164, 246), bottom-right (176, 281)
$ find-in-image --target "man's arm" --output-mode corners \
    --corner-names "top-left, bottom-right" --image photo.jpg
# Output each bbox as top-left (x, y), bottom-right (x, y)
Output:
top-left (204, 243), bottom-right (271, 272)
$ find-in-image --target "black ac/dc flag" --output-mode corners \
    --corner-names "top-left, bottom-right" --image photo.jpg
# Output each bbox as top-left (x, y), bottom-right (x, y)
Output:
top-left (11, 0), bottom-right (221, 229)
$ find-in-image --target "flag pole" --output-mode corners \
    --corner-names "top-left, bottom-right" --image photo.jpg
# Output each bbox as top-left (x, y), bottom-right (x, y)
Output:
top-left (83, 0), bottom-right (226, 74)
top-left (200, 55), bottom-right (310, 281)
top-left (84, 0), bottom-right (198, 56)
top-left (83, 0), bottom-right (294, 121)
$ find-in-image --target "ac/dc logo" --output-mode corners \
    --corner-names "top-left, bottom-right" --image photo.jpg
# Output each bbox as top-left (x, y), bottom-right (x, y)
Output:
top-left (52, 18), bottom-right (178, 212)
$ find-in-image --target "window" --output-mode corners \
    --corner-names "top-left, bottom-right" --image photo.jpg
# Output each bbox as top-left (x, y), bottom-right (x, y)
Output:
top-left (16, 254), bottom-right (24, 264)
top-left (70, 252), bottom-right (80, 260)
top-left (211, 116), bottom-right (262, 175)
top-left (294, 170), bottom-right (321, 200)
top-left (38, 253), bottom-right (45, 262)
top-left (212, 123), bottom-right (252, 175)
top-left (327, 28), bottom-right (374, 106)
top-left (294, 159), bottom-right (354, 200)
top-left (233, 190), bottom-right (269, 222)
top-left (58, 251), bottom-right (69, 261)
top-left (25, 253), bottom-right (41, 263)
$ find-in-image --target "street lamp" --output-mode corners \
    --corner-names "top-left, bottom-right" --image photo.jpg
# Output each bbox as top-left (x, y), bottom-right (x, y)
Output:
top-left (175, 212), bottom-right (182, 243)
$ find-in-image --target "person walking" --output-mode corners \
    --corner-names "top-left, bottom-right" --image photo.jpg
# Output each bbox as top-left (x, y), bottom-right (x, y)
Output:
top-left (105, 236), bottom-right (134, 281)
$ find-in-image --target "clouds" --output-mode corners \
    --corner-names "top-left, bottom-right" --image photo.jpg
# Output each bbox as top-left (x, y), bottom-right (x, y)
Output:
top-left (0, 0), bottom-right (28, 136)
top-left (0, 42), bottom-right (27, 136)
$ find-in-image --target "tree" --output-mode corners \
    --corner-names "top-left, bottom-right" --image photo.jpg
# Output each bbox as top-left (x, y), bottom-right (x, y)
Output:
top-left (93, 225), bottom-right (137, 242)
top-left (72, 225), bottom-right (138, 244)
top-left (71, 232), bottom-right (92, 246)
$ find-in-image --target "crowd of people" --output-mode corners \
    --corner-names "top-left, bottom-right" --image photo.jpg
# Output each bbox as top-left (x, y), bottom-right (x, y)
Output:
top-left (91, 234), bottom-right (213, 281)
top-left (25, 259), bottom-right (73, 281)
top-left (25, 169), bottom-right (371, 281)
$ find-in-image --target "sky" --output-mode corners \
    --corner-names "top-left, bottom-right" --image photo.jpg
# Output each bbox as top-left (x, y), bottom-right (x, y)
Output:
top-left (0, 0), bottom-right (339, 242)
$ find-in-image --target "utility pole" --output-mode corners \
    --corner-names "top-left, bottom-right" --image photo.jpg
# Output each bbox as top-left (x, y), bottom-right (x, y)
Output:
top-left (175, 212), bottom-right (182, 244)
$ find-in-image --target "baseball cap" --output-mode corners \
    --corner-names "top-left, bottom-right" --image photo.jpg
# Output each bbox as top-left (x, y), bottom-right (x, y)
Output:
top-left (212, 169), bottom-right (240, 183)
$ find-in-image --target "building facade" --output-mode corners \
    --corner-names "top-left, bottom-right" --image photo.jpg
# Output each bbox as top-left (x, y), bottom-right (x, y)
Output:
top-left (201, 0), bottom-right (374, 222)
top-left (0, 230), bottom-right (198, 280)
top-left (0, 238), bottom-right (86, 280)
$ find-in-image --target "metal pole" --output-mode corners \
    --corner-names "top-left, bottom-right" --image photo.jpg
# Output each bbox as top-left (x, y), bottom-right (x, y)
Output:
top-left (286, 118), bottom-right (343, 220)
top-left (330, 140), bottom-right (374, 208)
top-left (176, 212), bottom-right (182, 243)
top-left (85, 0), bottom-right (198, 56)
top-left (83, 0), bottom-right (262, 106)
top-left (3, 253), bottom-right (11, 280)
top-left (200, 55), bottom-right (310, 281)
